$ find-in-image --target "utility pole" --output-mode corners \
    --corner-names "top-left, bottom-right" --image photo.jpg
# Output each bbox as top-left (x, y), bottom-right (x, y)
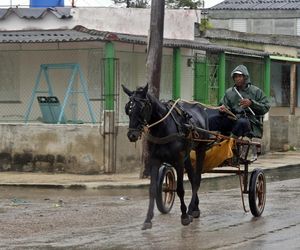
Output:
top-left (141, 0), bottom-right (165, 178)
top-left (146, 0), bottom-right (165, 98)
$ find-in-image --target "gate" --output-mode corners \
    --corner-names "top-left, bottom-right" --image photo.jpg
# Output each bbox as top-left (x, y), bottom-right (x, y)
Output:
top-left (194, 54), bottom-right (219, 105)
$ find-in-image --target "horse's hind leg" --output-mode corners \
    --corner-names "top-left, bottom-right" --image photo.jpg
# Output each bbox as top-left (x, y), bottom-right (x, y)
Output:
top-left (142, 161), bottom-right (159, 230)
top-left (176, 160), bottom-right (192, 226)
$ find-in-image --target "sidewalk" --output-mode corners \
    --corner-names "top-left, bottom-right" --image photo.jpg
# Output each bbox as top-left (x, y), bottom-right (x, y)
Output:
top-left (0, 150), bottom-right (299, 189)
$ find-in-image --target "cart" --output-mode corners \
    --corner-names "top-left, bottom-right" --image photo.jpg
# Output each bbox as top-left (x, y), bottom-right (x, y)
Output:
top-left (155, 135), bottom-right (266, 217)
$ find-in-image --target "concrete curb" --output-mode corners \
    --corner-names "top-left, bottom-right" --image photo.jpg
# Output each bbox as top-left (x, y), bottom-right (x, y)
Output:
top-left (0, 164), bottom-right (298, 189)
top-left (0, 183), bottom-right (86, 189)
top-left (0, 150), bottom-right (299, 189)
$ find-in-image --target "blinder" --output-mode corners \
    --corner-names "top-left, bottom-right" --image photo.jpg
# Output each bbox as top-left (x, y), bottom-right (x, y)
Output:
top-left (125, 100), bottom-right (134, 116)
top-left (125, 96), bottom-right (152, 126)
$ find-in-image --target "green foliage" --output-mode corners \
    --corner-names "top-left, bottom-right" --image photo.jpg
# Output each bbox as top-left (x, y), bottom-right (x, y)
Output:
top-left (112, 0), bottom-right (204, 9)
top-left (166, 0), bottom-right (204, 9)
top-left (112, 0), bottom-right (150, 8)
top-left (199, 18), bottom-right (213, 32)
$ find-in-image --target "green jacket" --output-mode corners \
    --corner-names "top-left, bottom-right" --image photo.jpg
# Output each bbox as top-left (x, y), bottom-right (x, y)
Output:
top-left (220, 65), bottom-right (270, 138)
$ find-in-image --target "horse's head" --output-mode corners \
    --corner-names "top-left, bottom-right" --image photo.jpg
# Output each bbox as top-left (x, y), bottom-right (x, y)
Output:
top-left (122, 84), bottom-right (152, 142)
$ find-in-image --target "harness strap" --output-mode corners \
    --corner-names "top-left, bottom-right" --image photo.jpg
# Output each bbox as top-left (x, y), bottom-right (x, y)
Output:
top-left (143, 132), bottom-right (186, 144)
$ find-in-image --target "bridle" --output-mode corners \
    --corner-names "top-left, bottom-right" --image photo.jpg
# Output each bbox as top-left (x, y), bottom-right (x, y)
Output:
top-left (125, 95), bottom-right (152, 134)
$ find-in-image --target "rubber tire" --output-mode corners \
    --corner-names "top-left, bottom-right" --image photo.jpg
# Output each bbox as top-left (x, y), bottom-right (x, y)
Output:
top-left (156, 164), bottom-right (177, 214)
top-left (249, 168), bottom-right (266, 217)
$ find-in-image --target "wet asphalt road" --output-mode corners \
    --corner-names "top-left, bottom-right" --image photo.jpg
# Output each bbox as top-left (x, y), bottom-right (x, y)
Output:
top-left (0, 169), bottom-right (299, 249)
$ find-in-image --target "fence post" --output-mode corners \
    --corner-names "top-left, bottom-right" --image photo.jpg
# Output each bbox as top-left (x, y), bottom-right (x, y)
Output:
top-left (218, 52), bottom-right (226, 102)
top-left (264, 56), bottom-right (271, 97)
top-left (290, 63), bottom-right (296, 115)
top-left (104, 42), bottom-right (115, 111)
top-left (103, 42), bottom-right (116, 173)
top-left (172, 47), bottom-right (181, 99)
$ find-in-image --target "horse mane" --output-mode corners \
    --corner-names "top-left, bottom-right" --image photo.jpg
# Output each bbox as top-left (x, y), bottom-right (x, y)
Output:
top-left (146, 92), bottom-right (169, 116)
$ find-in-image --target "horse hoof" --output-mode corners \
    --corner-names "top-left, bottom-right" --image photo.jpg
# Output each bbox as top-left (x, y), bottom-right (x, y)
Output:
top-left (181, 215), bottom-right (192, 226)
top-left (192, 210), bottom-right (200, 218)
top-left (142, 222), bottom-right (152, 230)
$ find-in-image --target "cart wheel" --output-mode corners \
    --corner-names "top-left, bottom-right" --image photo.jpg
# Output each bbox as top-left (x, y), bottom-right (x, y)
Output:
top-left (156, 164), bottom-right (177, 214)
top-left (249, 168), bottom-right (266, 217)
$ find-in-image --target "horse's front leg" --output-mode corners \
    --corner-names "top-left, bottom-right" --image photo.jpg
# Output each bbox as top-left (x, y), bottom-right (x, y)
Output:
top-left (142, 159), bottom-right (159, 230)
top-left (176, 156), bottom-right (192, 226)
top-left (187, 148), bottom-right (205, 218)
top-left (185, 155), bottom-right (200, 218)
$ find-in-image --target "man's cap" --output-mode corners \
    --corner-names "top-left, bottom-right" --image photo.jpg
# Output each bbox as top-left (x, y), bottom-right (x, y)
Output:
top-left (232, 70), bottom-right (243, 75)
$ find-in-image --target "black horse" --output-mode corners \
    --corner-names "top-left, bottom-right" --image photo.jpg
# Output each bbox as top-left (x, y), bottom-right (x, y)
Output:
top-left (122, 84), bottom-right (209, 230)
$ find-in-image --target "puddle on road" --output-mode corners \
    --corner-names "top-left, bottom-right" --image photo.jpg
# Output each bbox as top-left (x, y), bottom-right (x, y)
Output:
top-left (196, 164), bottom-right (300, 192)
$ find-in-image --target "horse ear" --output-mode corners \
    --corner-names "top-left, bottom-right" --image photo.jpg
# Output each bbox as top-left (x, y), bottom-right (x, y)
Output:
top-left (122, 84), bottom-right (133, 96)
top-left (142, 83), bottom-right (149, 96)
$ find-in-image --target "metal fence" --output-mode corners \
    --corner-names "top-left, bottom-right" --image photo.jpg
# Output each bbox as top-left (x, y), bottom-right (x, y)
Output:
top-left (0, 48), bottom-right (107, 124)
top-left (0, 47), bottom-right (191, 125)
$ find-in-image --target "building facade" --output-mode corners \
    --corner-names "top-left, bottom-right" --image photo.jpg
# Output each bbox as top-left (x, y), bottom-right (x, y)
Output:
top-left (0, 6), bottom-right (272, 173)
top-left (206, 0), bottom-right (300, 150)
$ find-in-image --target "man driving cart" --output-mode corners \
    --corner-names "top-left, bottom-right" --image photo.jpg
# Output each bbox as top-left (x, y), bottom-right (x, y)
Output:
top-left (209, 65), bottom-right (270, 139)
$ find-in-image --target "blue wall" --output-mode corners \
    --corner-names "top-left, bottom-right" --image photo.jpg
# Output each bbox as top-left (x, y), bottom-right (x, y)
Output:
top-left (30, 0), bottom-right (64, 7)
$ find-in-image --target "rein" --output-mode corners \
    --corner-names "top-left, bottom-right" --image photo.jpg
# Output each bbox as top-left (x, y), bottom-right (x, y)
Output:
top-left (147, 98), bottom-right (181, 128)
top-left (143, 99), bottom-right (211, 144)
top-left (142, 98), bottom-right (187, 144)
top-left (180, 99), bottom-right (237, 120)
top-left (141, 98), bottom-right (239, 145)
top-left (146, 99), bottom-right (237, 129)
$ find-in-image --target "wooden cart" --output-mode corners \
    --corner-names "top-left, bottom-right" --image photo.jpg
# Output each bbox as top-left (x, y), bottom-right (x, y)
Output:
top-left (156, 136), bottom-right (266, 217)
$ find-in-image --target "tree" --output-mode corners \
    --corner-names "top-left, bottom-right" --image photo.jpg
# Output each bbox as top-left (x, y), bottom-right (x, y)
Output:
top-left (166, 0), bottom-right (204, 9)
top-left (112, 0), bottom-right (150, 8)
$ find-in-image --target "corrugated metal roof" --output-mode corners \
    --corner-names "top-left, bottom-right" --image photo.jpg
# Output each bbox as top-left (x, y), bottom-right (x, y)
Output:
top-left (0, 29), bottom-right (100, 43)
top-left (74, 26), bottom-right (268, 56)
top-left (0, 25), bottom-right (268, 57)
top-left (204, 28), bottom-right (300, 49)
top-left (211, 0), bottom-right (300, 10)
top-left (0, 7), bottom-right (72, 19)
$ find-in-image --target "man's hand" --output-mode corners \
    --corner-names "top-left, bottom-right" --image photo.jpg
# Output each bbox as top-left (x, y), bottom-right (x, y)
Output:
top-left (219, 105), bottom-right (227, 112)
top-left (218, 105), bottom-right (237, 120)
top-left (239, 98), bottom-right (252, 108)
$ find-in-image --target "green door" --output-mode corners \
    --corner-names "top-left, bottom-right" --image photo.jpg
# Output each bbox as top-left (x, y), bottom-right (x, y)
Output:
top-left (194, 58), bottom-right (208, 103)
top-left (194, 57), bottom-right (219, 105)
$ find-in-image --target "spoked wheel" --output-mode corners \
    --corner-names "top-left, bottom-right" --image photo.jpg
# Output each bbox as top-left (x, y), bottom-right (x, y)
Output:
top-left (156, 164), bottom-right (177, 214)
top-left (248, 168), bottom-right (266, 217)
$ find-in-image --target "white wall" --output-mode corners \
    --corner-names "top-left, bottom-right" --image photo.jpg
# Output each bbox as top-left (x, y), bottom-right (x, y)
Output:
top-left (180, 48), bottom-right (194, 100)
top-left (211, 17), bottom-right (298, 36)
top-left (0, 8), bottom-right (199, 40)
